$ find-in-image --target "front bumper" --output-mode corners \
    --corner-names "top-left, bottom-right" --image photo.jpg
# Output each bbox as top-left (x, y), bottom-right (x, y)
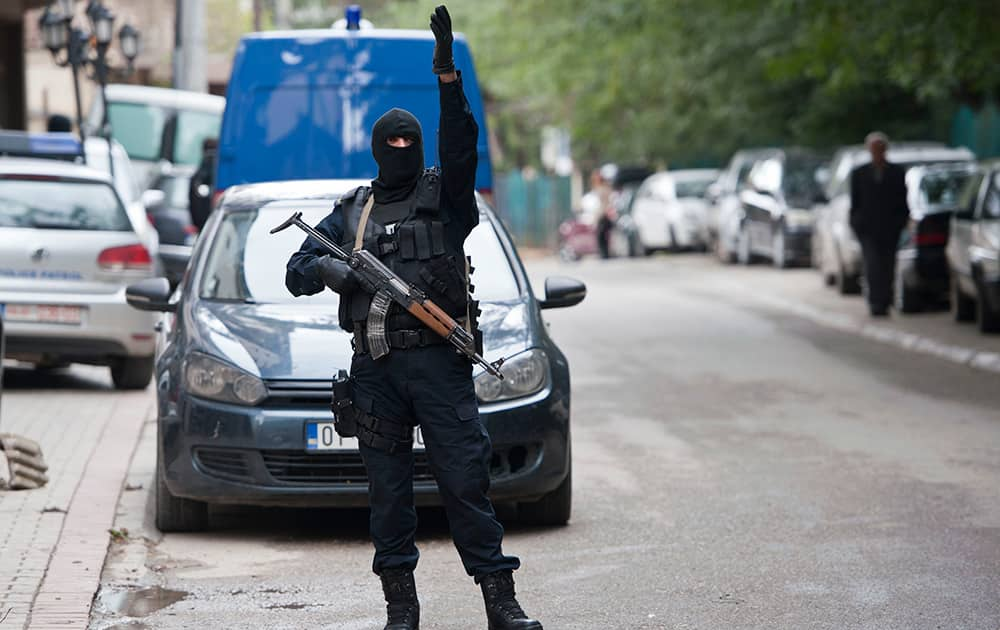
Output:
top-left (160, 389), bottom-right (571, 508)
top-left (782, 227), bottom-right (813, 263)
top-left (0, 287), bottom-right (157, 361)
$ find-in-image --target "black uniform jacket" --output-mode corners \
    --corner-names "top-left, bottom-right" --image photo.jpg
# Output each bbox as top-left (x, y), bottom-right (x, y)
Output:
top-left (285, 75), bottom-right (480, 319)
top-left (848, 161), bottom-right (909, 245)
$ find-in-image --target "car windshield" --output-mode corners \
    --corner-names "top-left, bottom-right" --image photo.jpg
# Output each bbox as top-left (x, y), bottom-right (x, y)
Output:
top-left (0, 178), bottom-right (130, 231)
top-left (199, 205), bottom-right (520, 305)
top-left (917, 170), bottom-right (975, 214)
top-left (675, 177), bottom-right (714, 198)
top-left (782, 156), bottom-right (824, 203)
top-left (157, 175), bottom-right (191, 209)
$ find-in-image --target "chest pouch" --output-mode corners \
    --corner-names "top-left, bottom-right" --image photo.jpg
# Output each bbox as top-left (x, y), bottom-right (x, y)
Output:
top-left (397, 220), bottom-right (446, 261)
top-left (418, 255), bottom-right (467, 309)
top-left (412, 168), bottom-right (442, 217)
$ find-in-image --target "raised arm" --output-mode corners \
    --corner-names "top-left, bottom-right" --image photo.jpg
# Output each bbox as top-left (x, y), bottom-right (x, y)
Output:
top-left (431, 5), bottom-right (479, 234)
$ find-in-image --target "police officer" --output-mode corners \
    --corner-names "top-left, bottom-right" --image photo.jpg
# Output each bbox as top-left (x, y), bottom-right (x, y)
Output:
top-left (285, 6), bottom-right (542, 629)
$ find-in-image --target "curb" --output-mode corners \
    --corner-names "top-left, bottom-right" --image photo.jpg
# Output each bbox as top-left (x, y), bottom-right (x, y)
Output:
top-left (750, 291), bottom-right (1000, 375)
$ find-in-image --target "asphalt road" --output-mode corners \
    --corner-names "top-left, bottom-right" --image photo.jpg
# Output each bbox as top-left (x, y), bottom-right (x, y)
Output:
top-left (90, 255), bottom-right (1000, 630)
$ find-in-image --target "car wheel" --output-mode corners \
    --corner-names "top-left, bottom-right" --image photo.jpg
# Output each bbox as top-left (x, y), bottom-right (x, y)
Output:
top-left (823, 273), bottom-right (836, 287)
top-left (835, 250), bottom-right (860, 295)
top-left (976, 283), bottom-right (1000, 333)
top-left (951, 273), bottom-right (976, 322)
top-left (518, 459), bottom-right (571, 527)
top-left (736, 225), bottom-right (752, 266)
top-left (772, 229), bottom-right (788, 269)
top-left (716, 235), bottom-right (735, 264)
top-left (896, 282), bottom-right (922, 314)
top-left (110, 356), bottom-right (154, 390)
top-left (156, 448), bottom-right (208, 532)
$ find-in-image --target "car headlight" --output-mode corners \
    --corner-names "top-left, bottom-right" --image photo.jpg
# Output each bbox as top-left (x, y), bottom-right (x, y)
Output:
top-left (475, 349), bottom-right (549, 403)
top-left (184, 352), bottom-right (267, 406)
top-left (784, 209), bottom-right (814, 229)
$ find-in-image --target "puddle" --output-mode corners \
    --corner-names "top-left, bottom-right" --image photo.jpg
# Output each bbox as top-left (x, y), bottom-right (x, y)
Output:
top-left (98, 586), bottom-right (188, 617)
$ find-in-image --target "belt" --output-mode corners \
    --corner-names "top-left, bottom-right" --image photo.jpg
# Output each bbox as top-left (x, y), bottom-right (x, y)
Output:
top-left (352, 325), bottom-right (450, 354)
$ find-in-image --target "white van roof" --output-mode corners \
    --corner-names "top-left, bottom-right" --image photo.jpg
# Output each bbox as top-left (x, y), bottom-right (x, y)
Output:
top-left (103, 84), bottom-right (225, 113)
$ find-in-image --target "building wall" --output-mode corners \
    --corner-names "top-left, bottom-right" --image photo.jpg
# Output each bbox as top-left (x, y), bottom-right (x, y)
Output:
top-left (23, 0), bottom-right (184, 131)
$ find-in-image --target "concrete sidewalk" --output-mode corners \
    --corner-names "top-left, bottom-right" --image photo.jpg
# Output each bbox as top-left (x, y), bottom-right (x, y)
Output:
top-left (0, 366), bottom-right (152, 630)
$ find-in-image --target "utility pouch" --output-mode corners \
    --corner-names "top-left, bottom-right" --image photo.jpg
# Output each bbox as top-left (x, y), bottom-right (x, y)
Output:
top-left (330, 370), bottom-right (357, 438)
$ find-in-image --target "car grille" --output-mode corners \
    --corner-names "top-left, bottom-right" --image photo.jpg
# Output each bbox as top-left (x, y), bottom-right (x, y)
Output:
top-left (194, 447), bottom-right (253, 482)
top-left (263, 379), bottom-right (331, 407)
top-left (261, 450), bottom-right (436, 485)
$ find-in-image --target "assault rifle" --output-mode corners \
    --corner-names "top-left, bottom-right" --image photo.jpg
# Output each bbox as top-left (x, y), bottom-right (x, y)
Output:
top-left (271, 211), bottom-right (505, 380)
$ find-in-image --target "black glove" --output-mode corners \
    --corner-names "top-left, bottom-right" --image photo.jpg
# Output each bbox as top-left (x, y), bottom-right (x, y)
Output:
top-left (317, 256), bottom-right (358, 294)
top-left (430, 5), bottom-right (455, 75)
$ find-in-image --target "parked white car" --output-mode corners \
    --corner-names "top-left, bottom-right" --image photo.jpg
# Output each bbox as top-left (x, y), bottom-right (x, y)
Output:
top-left (710, 149), bottom-right (779, 263)
top-left (87, 84), bottom-right (224, 189)
top-left (0, 159), bottom-right (160, 388)
top-left (813, 143), bottom-right (975, 294)
top-left (629, 169), bottom-right (719, 253)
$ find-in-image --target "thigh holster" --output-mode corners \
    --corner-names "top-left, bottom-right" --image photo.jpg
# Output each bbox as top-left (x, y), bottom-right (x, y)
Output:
top-left (331, 370), bottom-right (358, 438)
top-left (354, 411), bottom-right (414, 455)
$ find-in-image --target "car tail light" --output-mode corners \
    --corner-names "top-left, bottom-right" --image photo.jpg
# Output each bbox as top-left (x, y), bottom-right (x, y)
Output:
top-left (98, 244), bottom-right (152, 271)
top-left (914, 232), bottom-right (947, 246)
top-left (184, 224), bottom-right (198, 235)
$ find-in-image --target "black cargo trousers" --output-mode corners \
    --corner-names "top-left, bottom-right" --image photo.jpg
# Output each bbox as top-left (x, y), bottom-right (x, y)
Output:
top-left (351, 342), bottom-right (520, 578)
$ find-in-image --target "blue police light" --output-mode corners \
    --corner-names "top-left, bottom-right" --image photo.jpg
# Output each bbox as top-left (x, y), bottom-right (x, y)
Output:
top-left (345, 5), bottom-right (362, 30)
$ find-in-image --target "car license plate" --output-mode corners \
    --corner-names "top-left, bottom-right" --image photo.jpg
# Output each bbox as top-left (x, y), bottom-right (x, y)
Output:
top-left (306, 422), bottom-right (423, 452)
top-left (2, 304), bottom-right (83, 325)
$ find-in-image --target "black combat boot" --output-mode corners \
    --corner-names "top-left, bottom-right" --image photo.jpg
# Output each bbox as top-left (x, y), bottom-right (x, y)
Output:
top-left (379, 569), bottom-right (420, 630)
top-left (478, 570), bottom-right (543, 630)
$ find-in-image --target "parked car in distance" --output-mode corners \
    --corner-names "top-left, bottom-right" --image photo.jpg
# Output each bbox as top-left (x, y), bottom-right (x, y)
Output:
top-left (607, 166), bottom-right (653, 257)
top-left (126, 179), bottom-right (585, 532)
top-left (87, 84), bottom-right (224, 189)
top-left (0, 159), bottom-right (159, 388)
top-left (813, 143), bottom-right (975, 294)
top-left (710, 148), bottom-right (779, 263)
top-left (735, 149), bottom-right (826, 267)
top-left (947, 163), bottom-right (1000, 333)
top-left (894, 163), bottom-right (977, 313)
top-left (217, 18), bottom-right (492, 197)
top-left (628, 169), bottom-right (719, 254)
top-left (145, 165), bottom-right (199, 286)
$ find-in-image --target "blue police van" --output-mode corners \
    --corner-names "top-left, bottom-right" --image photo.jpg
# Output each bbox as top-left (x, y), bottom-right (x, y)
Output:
top-left (216, 12), bottom-right (493, 197)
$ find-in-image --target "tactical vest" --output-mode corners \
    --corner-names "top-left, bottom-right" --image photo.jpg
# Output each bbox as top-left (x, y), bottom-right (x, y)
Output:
top-left (336, 169), bottom-right (478, 337)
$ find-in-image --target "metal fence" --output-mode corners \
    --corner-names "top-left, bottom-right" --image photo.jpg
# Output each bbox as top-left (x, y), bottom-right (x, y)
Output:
top-left (952, 99), bottom-right (1000, 159)
top-left (492, 170), bottom-right (573, 249)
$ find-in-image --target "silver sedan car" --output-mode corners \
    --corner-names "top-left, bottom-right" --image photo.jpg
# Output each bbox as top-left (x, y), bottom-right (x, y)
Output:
top-left (0, 158), bottom-right (159, 388)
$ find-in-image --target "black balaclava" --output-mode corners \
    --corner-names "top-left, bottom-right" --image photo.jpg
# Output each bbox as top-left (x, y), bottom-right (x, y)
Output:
top-left (371, 108), bottom-right (424, 203)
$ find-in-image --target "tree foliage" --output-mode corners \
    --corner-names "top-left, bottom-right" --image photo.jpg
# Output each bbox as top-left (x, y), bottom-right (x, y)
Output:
top-left (373, 0), bottom-right (1000, 168)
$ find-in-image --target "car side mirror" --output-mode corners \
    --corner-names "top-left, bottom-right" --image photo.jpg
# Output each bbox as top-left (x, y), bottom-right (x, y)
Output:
top-left (142, 189), bottom-right (166, 211)
top-left (126, 277), bottom-right (176, 312)
top-left (540, 276), bottom-right (586, 310)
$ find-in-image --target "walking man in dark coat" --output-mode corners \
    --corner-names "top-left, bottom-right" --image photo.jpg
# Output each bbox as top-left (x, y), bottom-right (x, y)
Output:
top-left (284, 6), bottom-right (542, 629)
top-left (849, 132), bottom-right (909, 316)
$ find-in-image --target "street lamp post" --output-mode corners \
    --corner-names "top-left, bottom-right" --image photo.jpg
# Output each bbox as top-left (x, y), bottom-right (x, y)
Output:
top-left (37, 0), bottom-right (141, 171)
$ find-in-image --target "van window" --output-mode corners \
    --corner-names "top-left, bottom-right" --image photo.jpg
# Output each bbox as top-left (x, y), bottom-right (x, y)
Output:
top-left (107, 102), bottom-right (167, 161)
top-left (174, 110), bottom-right (221, 166)
top-left (0, 178), bottom-right (130, 231)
